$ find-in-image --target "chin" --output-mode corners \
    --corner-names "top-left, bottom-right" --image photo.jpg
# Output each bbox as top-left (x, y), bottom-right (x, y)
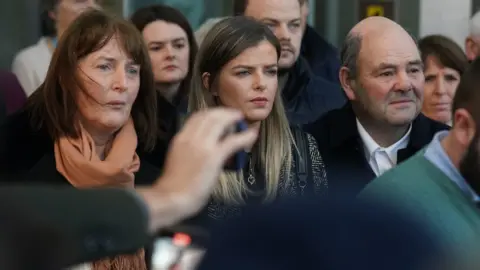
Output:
top-left (246, 111), bottom-right (270, 122)
top-left (158, 73), bottom-right (185, 83)
top-left (100, 115), bottom-right (129, 130)
top-left (278, 58), bottom-right (295, 70)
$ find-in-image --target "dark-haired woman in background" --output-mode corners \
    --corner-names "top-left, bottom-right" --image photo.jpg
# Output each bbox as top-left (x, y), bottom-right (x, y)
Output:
top-left (130, 4), bottom-right (197, 114)
top-left (419, 35), bottom-right (469, 126)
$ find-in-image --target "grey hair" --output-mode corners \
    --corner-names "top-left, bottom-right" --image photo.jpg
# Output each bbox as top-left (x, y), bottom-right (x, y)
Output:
top-left (340, 33), bottom-right (362, 79)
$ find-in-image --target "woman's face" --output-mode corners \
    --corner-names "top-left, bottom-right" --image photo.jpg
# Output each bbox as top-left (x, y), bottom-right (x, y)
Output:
top-left (76, 36), bottom-right (141, 134)
top-left (422, 55), bottom-right (460, 124)
top-left (143, 20), bottom-right (190, 84)
top-left (53, 0), bottom-right (100, 36)
top-left (210, 40), bottom-right (278, 123)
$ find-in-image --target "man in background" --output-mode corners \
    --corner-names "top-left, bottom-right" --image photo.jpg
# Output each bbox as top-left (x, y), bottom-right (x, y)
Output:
top-left (465, 10), bottom-right (480, 62)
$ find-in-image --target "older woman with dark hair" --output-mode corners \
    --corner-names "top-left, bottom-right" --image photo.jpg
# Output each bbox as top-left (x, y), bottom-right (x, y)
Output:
top-left (0, 9), bottom-right (166, 270)
top-left (419, 35), bottom-right (469, 125)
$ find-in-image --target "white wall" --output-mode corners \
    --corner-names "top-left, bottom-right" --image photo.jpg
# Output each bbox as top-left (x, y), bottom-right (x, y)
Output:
top-left (419, 0), bottom-right (471, 49)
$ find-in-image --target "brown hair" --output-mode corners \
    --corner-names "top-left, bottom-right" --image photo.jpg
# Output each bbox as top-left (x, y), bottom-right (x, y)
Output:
top-left (419, 35), bottom-right (469, 76)
top-left (27, 9), bottom-right (158, 151)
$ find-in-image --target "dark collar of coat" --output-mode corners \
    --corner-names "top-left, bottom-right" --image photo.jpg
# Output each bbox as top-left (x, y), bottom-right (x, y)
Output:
top-left (328, 103), bottom-right (450, 153)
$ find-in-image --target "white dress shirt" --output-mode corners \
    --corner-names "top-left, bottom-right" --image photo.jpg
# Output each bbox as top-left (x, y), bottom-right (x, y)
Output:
top-left (356, 119), bottom-right (412, 176)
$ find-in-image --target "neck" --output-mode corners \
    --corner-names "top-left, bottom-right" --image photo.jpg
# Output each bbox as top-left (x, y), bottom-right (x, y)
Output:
top-left (156, 82), bottom-right (180, 103)
top-left (441, 133), bottom-right (462, 170)
top-left (356, 115), bottom-right (410, 147)
top-left (81, 121), bottom-right (115, 160)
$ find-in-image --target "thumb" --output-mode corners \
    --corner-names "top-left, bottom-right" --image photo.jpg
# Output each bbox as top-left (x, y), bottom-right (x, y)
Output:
top-left (218, 129), bottom-right (258, 161)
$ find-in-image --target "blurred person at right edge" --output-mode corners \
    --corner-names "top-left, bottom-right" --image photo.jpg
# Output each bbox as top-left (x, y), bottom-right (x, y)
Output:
top-left (184, 16), bottom-right (328, 231)
top-left (12, 0), bottom-right (100, 97)
top-left (419, 35), bottom-right (468, 126)
top-left (298, 0), bottom-right (340, 83)
top-left (305, 17), bottom-right (449, 198)
top-left (359, 57), bottom-right (480, 266)
top-left (465, 10), bottom-right (480, 62)
top-left (233, 0), bottom-right (346, 128)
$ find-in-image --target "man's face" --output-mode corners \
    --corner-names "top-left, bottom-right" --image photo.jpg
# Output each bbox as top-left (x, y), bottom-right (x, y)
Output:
top-left (245, 0), bottom-right (303, 70)
top-left (349, 30), bottom-right (424, 127)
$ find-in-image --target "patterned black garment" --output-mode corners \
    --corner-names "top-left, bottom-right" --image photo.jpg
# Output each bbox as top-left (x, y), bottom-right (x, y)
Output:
top-left (185, 127), bottom-right (328, 230)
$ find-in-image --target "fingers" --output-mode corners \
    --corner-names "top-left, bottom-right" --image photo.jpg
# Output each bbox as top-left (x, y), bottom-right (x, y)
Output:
top-left (217, 128), bottom-right (258, 161)
top-left (180, 108), bottom-right (244, 144)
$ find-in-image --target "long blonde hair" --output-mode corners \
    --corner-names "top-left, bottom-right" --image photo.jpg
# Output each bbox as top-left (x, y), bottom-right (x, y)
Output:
top-left (188, 16), bottom-right (295, 204)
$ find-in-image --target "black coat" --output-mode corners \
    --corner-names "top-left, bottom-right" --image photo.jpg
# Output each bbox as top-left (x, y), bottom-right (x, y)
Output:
top-left (0, 185), bottom-right (150, 270)
top-left (305, 104), bottom-right (450, 198)
top-left (0, 108), bottom-right (169, 186)
top-left (300, 25), bottom-right (340, 84)
top-left (283, 56), bottom-right (346, 127)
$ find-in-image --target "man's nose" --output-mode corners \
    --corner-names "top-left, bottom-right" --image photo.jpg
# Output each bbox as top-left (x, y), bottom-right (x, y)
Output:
top-left (395, 72), bottom-right (413, 91)
top-left (274, 24), bottom-right (291, 41)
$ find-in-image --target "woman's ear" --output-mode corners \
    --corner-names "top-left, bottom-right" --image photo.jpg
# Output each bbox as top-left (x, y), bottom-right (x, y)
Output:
top-left (202, 72), bottom-right (218, 96)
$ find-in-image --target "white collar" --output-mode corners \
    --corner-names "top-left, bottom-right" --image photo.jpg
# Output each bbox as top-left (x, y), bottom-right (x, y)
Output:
top-left (356, 118), bottom-right (412, 163)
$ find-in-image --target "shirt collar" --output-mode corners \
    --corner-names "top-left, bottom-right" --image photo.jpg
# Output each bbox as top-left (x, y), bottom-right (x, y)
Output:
top-left (356, 118), bottom-right (412, 162)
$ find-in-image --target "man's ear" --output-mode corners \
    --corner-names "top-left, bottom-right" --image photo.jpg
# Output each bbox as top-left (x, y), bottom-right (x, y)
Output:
top-left (452, 108), bottom-right (477, 148)
top-left (339, 67), bottom-right (357, 101)
top-left (465, 37), bottom-right (478, 62)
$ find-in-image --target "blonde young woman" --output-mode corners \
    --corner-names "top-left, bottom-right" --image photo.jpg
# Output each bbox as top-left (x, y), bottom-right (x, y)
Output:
top-left (186, 16), bottom-right (328, 229)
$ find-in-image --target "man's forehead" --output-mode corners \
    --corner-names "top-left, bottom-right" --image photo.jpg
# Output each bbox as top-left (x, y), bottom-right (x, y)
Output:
top-left (245, 0), bottom-right (300, 20)
top-left (359, 31), bottom-right (420, 67)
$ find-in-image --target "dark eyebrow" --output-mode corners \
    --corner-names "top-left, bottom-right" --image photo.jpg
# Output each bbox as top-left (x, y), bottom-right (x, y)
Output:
top-left (260, 18), bottom-right (279, 24)
top-left (232, 65), bottom-right (254, 70)
top-left (95, 56), bottom-right (115, 62)
top-left (232, 64), bottom-right (278, 70)
top-left (147, 37), bottom-right (186, 46)
top-left (408, 60), bottom-right (424, 69)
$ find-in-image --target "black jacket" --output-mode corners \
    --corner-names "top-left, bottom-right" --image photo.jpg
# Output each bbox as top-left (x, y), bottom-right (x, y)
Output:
top-left (305, 104), bottom-right (450, 198)
top-left (0, 108), bottom-right (166, 185)
top-left (283, 56), bottom-right (346, 127)
top-left (300, 25), bottom-right (340, 84)
top-left (0, 185), bottom-right (150, 270)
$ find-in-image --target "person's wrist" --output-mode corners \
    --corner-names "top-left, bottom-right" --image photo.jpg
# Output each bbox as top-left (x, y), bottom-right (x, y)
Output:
top-left (138, 176), bottom-right (200, 233)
